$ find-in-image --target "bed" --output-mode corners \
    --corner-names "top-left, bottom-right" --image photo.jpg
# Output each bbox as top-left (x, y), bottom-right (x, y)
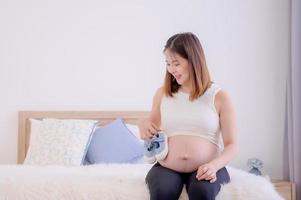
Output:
top-left (0, 111), bottom-right (289, 199)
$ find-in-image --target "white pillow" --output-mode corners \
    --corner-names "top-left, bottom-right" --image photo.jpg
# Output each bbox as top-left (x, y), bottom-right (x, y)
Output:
top-left (125, 123), bottom-right (144, 144)
top-left (24, 118), bottom-right (97, 166)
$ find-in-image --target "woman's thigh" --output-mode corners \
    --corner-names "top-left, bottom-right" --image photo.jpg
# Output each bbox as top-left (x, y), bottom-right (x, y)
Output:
top-left (146, 162), bottom-right (185, 200)
top-left (185, 167), bottom-right (230, 200)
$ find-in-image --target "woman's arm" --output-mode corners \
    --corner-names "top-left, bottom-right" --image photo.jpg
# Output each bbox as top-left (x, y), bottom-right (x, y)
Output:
top-left (149, 87), bottom-right (163, 128)
top-left (138, 87), bottom-right (163, 140)
top-left (210, 90), bottom-right (238, 170)
top-left (210, 89), bottom-right (239, 170)
top-left (197, 90), bottom-right (239, 182)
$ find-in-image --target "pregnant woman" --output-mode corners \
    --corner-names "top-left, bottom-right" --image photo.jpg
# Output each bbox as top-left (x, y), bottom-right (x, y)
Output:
top-left (138, 32), bottom-right (239, 200)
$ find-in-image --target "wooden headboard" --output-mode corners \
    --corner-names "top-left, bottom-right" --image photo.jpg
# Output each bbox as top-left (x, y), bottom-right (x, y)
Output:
top-left (18, 111), bottom-right (150, 164)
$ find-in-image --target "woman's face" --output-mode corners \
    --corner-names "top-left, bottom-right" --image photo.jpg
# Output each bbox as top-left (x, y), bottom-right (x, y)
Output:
top-left (164, 49), bottom-right (190, 87)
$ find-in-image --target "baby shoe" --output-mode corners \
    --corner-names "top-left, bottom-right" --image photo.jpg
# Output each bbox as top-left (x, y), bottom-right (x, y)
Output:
top-left (143, 131), bottom-right (168, 164)
top-left (144, 140), bottom-right (157, 164)
top-left (153, 131), bottom-right (168, 161)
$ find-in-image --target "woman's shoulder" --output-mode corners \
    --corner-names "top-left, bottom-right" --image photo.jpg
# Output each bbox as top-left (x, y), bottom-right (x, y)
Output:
top-left (214, 86), bottom-right (234, 112)
top-left (156, 86), bottom-right (164, 93)
top-left (154, 86), bottom-right (164, 97)
top-left (215, 89), bottom-right (230, 101)
top-left (211, 82), bottom-right (230, 99)
top-left (152, 86), bottom-right (165, 103)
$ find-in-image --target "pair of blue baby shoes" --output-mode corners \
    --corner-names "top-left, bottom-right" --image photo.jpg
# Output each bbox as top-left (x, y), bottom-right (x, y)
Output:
top-left (144, 131), bottom-right (168, 164)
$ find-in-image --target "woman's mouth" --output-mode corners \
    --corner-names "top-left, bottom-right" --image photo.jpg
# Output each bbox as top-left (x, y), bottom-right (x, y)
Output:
top-left (174, 75), bottom-right (181, 80)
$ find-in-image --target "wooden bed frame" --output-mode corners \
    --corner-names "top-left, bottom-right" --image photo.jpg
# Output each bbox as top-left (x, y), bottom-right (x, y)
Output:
top-left (17, 111), bottom-right (149, 164)
top-left (17, 111), bottom-right (295, 200)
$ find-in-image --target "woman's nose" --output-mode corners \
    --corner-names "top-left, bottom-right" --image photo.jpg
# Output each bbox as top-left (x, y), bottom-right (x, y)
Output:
top-left (167, 65), bottom-right (177, 74)
top-left (171, 69), bottom-right (177, 74)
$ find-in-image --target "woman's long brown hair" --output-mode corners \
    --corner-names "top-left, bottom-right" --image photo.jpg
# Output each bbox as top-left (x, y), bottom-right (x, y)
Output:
top-left (163, 32), bottom-right (212, 101)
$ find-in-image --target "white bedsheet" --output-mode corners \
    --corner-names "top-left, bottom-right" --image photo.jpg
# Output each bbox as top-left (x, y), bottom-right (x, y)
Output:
top-left (0, 164), bottom-right (283, 200)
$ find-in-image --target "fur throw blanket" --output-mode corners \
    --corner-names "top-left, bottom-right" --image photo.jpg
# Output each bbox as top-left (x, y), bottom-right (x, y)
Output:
top-left (0, 164), bottom-right (284, 200)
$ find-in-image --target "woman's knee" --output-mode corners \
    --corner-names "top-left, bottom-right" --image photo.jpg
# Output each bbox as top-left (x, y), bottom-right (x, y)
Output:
top-left (187, 181), bottom-right (220, 200)
top-left (147, 178), bottom-right (184, 200)
top-left (186, 167), bottom-right (230, 200)
top-left (146, 164), bottom-right (184, 200)
top-left (148, 184), bottom-right (182, 200)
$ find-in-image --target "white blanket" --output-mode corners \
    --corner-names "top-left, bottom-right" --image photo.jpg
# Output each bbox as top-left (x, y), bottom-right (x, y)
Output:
top-left (0, 164), bottom-right (283, 200)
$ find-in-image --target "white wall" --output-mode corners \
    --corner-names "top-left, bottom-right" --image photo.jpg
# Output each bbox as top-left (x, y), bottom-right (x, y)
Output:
top-left (0, 0), bottom-right (289, 179)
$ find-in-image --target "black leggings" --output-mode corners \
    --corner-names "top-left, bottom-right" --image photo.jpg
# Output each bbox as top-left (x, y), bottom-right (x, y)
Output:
top-left (145, 162), bottom-right (230, 200)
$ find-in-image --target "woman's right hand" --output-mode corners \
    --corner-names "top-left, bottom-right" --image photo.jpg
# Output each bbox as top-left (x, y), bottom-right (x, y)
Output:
top-left (138, 118), bottom-right (160, 140)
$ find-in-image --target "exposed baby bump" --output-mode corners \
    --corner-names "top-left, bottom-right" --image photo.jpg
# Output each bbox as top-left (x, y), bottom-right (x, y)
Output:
top-left (159, 135), bottom-right (219, 172)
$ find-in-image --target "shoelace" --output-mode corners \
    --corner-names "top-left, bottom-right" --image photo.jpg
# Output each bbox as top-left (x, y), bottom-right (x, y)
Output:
top-left (146, 141), bottom-right (160, 151)
top-left (145, 136), bottom-right (165, 151)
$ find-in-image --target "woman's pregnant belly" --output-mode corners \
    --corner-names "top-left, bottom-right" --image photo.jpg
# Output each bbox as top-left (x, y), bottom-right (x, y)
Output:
top-left (158, 135), bottom-right (220, 172)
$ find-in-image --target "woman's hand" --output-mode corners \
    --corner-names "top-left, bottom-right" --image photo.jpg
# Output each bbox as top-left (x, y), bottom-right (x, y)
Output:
top-left (196, 163), bottom-right (218, 183)
top-left (138, 118), bottom-right (160, 140)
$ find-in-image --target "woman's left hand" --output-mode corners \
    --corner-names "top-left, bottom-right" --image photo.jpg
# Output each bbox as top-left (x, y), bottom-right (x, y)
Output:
top-left (196, 163), bottom-right (218, 183)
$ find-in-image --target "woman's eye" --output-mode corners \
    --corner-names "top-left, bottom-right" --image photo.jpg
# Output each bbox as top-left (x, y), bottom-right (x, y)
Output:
top-left (166, 63), bottom-right (179, 67)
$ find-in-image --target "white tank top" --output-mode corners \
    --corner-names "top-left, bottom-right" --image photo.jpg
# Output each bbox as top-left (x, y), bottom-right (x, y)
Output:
top-left (160, 83), bottom-right (223, 148)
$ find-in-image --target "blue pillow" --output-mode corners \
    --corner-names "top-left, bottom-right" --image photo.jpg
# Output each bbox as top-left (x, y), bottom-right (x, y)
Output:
top-left (85, 118), bottom-right (143, 164)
